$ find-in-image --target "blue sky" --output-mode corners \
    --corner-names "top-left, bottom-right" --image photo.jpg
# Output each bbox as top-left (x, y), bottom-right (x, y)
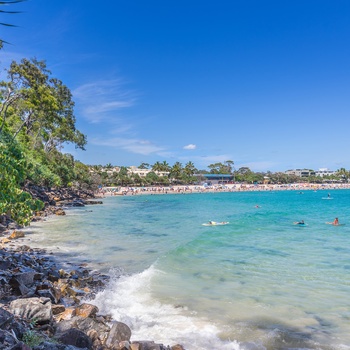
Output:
top-left (1, 0), bottom-right (350, 172)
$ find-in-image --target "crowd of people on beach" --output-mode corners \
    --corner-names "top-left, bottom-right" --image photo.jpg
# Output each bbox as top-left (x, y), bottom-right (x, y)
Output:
top-left (98, 182), bottom-right (350, 196)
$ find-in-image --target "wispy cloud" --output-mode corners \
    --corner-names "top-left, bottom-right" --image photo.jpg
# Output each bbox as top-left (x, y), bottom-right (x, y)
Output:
top-left (73, 80), bottom-right (135, 123)
top-left (183, 144), bottom-right (196, 150)
top-left (91, 137), bottom-right (165, 156)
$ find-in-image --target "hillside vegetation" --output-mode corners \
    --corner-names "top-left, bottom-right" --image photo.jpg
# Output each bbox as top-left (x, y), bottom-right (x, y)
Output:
top-left (0, 58), bottom-right (92, 225)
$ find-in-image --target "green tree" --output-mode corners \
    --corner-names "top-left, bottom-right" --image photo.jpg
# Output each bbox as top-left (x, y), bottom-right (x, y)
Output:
top-left (161, 160), bottom-right (171, 172)
top-left (145, 171), bottom-right (159, 185)
top-left (1, 58), bottom-right (87, 151)
top-left (0, 130), bottom-right (43, 225)
top-left (116, 166), bottom-right (130, 186)
top-left (74, 161), bottom-right (95, 189)
top-left (152, 160), bottom-right (170, 172)
top-left (138, 162), bottom-right (150, 169)
top-left (224, 160), bottom-right (234, 173)
top-left (208, 161), bottom-right (233, 174)
top-left (170, 162), bottom-right (183, 183)
top-left (131, 173), bottom-right (144, 186)
top-left (152, 161), bottom-right (162, 172)
top-left (183, 161), bottom-right (197, 176)
top-left (336, 168), bottom-right (349, 183)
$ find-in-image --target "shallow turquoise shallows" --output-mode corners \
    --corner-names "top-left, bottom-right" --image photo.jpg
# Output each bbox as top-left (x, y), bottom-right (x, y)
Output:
top-left (26, 190), bottom-right (350, 350)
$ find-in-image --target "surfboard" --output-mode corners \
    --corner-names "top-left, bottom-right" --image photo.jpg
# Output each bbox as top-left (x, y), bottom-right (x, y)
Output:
top-left (202, 222), bottom-right (229, 226)
top-left (325, 222), bottom-right (345, 226)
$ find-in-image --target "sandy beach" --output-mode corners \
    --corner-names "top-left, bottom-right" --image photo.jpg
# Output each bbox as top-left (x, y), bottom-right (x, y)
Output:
top-left (99, 182), bottom-right (350, 196)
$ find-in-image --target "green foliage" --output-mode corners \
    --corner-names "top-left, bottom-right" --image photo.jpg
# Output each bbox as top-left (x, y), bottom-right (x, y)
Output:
top-left (152, 160), bottom-right (170, 172)
top-left (208, 161), bottom-right (234, 174)
top-left (22, 330), bottom-right (44, 348)
top-left (0, 58), bottom-right (94, 190)
top-left (138, 162), bottom-right (150, 169)
top-left (145, 171), bottom-right (159, 184)
top-left (183, 161), bottom-right (197, 177)
top-left (0, 131), bottom-right (43, 225)
top-left (74, 161), bottom-right (94, 188)
top-left (27, 159), bottom-right (62, 187)
top-left (0, 54), bottom-right (95, 226)
top-left (169, 162), bottom-right (183, 182)
top-left (1, 58), bottom-right (87, 151)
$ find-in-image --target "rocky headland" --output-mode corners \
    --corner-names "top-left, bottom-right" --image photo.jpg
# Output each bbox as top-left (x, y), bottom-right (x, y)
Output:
top-left (0, 186), bottom-right (184, 350)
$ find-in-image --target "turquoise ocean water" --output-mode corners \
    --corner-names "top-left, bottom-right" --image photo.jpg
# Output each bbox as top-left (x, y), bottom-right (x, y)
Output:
top-left (25, 190), bottom-right (350, 350)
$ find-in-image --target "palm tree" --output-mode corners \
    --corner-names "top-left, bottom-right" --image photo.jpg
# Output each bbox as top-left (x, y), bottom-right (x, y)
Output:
top-left (184, 161), bottom-right (197, 176)
top-left (170, 162), bottom-right (183, 183)
top-left (161, 160), bottom-right (171, 172)
top-left (0, 0), bottom-right (26, 45)
top-left (152, 161), bottom-right (162, 172)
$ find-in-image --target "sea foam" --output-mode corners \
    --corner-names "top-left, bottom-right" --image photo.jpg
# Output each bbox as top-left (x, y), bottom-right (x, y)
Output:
top-left (92, 265), bottom-right (243, 350)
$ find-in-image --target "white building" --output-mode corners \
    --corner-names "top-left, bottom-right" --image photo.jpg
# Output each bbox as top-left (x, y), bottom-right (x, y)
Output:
top-left (315, 168), bottom-right (336, 177)
top-left (128, 166), bottom-right (169, 178)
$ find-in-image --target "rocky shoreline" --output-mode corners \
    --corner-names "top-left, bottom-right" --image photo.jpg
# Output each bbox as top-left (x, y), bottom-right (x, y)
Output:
top-left (0, 186), bottom-right (184, 350)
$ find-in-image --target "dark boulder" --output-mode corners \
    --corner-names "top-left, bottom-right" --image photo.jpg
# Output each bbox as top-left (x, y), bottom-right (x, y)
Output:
top-left (56, 328), bottom-right (92, 349)
top-left (0, 329), bottom-right (18, 350)
top-left (0, 307), bottom-right (13, 328)
top-left (33, 341), bottom-right (87, 350)
top-left (9, 342), bottom-right (31, 350)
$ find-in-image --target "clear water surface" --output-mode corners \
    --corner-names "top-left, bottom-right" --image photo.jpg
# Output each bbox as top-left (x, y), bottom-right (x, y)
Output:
top-left (25, 190), bottom-right (350, 350)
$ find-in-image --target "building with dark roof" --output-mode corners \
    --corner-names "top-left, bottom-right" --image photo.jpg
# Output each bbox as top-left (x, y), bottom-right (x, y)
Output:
top-left (195, 173), bottom-right (233, 184)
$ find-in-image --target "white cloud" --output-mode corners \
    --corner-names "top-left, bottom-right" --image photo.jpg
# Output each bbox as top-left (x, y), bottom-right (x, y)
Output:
top-left (91, 137), bottom-right (165, 156)
top-left (85, 101), bottom-right (132, 114)
top-left (73, 80), bottom-right (135, 123)
top-left (183, 144), bottom-right (196, 150)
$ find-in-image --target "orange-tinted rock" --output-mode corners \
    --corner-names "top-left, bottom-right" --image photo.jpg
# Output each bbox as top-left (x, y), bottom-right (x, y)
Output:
top-left (55, 307), bottom-right (76, 321)
top-left (54, 208), bottom-right (66, 216)
top-left (9, 230), bottom-right (25, 239)
top-left (130, 343), bottom-right (140, 350)
top-left (75, 303), bottom-right (99, 318)
top-left (172, 345), bottom-right (185, 350)
top-left (1, 237), bottom-right (11, 245)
